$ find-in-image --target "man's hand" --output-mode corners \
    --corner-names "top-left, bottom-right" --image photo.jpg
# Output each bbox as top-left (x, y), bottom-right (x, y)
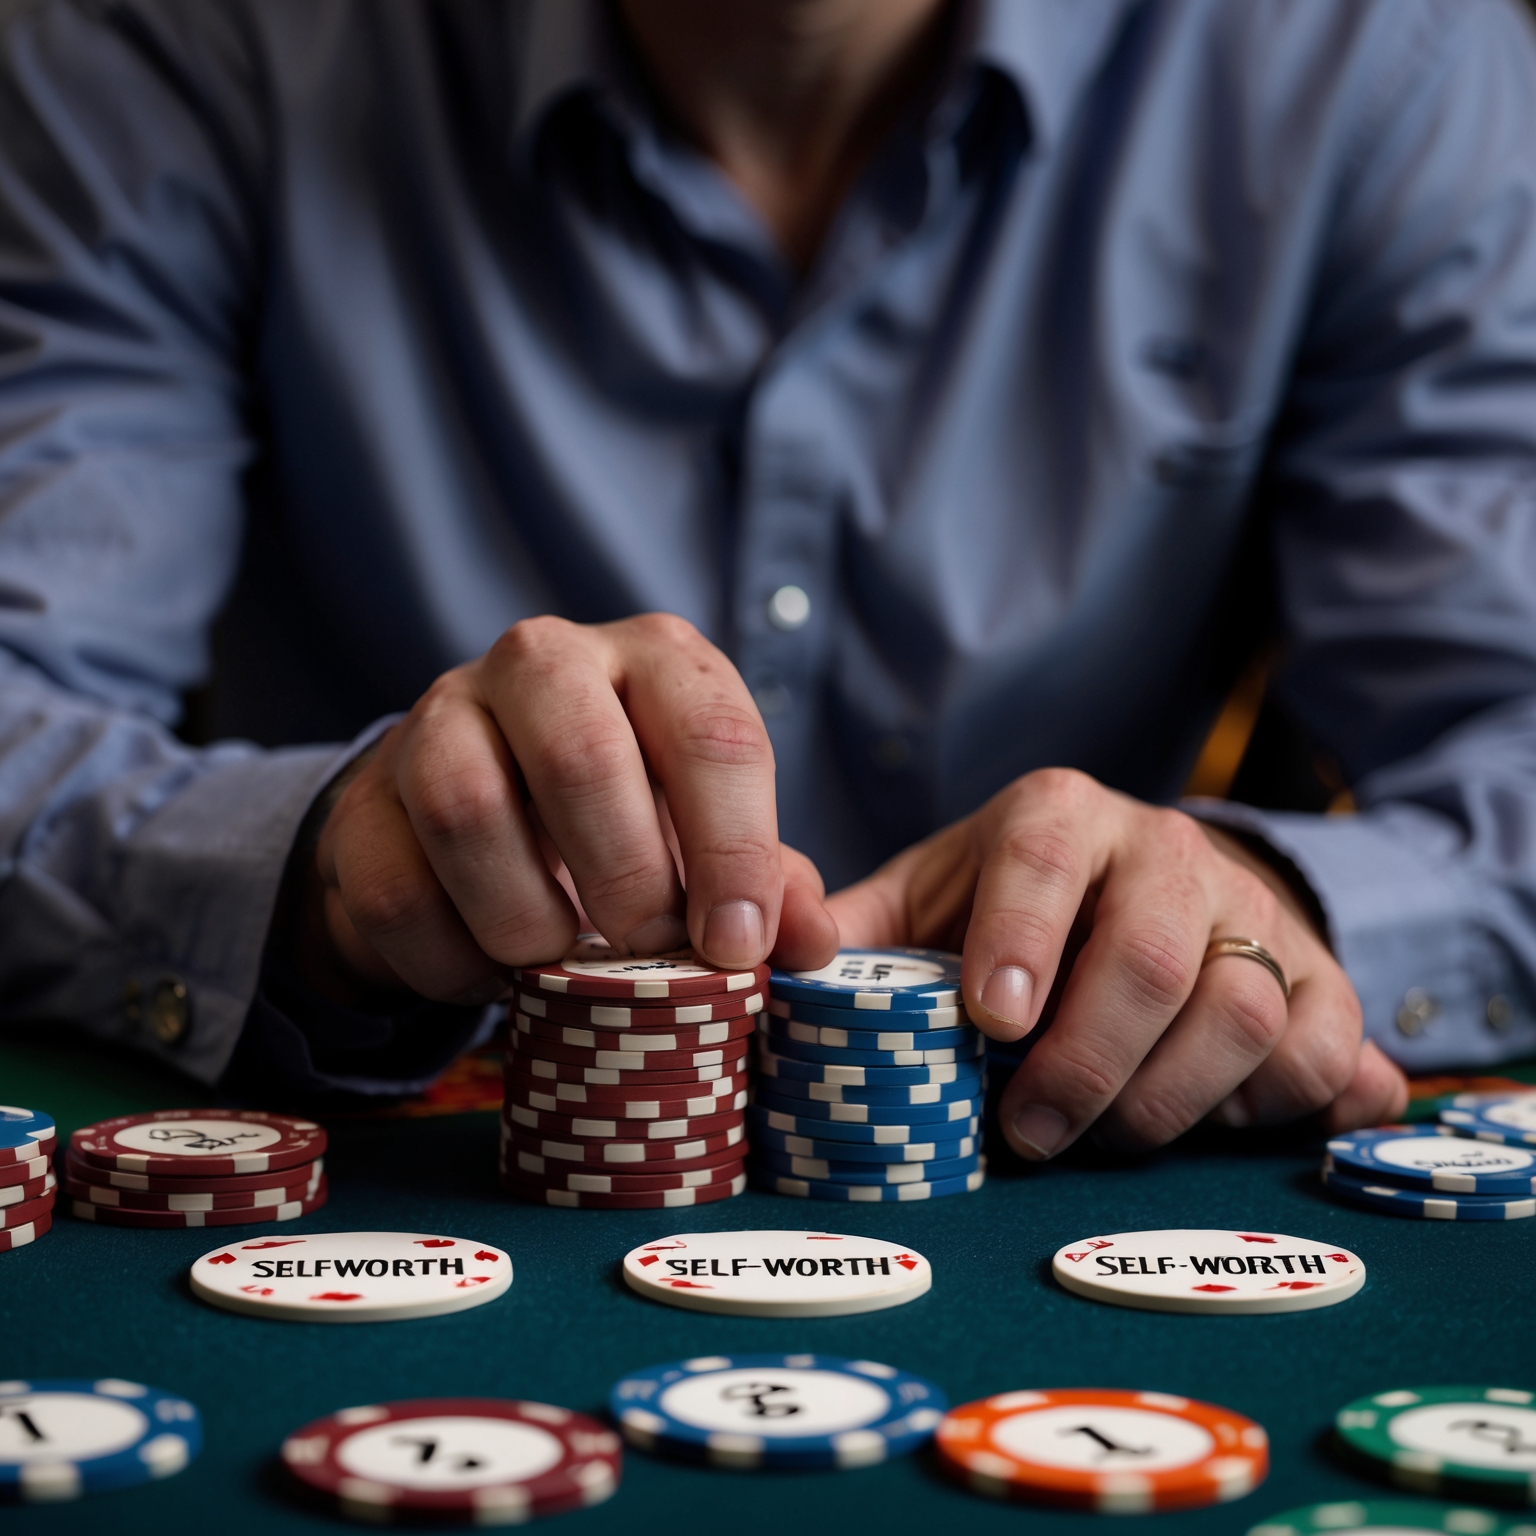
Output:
top-left (827, 768), bottom-right (1408, 1156)
top-left (300, 614), bottom-right (839, 1006)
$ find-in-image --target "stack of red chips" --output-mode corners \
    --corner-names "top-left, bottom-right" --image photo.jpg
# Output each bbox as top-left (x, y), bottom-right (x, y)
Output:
top-left (0, 1107), bottom-right (57, 1253)
top-left (500, 939), bottom-right (765, 1209)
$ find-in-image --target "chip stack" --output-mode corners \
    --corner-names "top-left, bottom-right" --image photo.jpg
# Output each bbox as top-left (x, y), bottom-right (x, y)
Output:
top-left (500, 939), bottom-right (764, 1209)
top-left (1320, 1107), bottom-right (1536, 1221)
top-left (0, 1107), bottom-right (58, 1253)
top-left (63, 1110), bottom-right (328, 1228)
top-left (748, 948), bottom-right (987, 1201)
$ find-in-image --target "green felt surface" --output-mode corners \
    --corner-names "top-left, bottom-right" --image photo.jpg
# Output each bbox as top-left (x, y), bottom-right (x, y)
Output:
top-left (3, 1034), bottom-right (1535, 1534)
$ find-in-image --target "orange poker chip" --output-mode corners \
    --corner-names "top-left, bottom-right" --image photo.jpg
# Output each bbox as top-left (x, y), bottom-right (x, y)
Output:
top-left (934, 1388), bottom-right (1268, 1513)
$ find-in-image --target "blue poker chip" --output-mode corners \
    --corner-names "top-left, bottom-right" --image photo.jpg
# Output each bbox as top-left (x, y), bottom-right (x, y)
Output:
top-left (1438, 1092), bottom-right (1536, 1147)
top-left (1326, 1126), bottom-right (1536, 1195)
top-left (0, 1107), bottom-right (55, 1167)
top-left (751, 1086), bottom-right (983, 1126)
top-left (748, 1103), bottom-right (981, 1144)
top-left (1321, 1165), bottom-right (1536, 1221)
top-left (611, 1354), bottom-right (946, 1469)
top-left (766, 996), bottom-right (965, 1031)
top-left (754, 1164), bottom-right (986, 1202)
top-left (756, 1050), bottom-right (983, 1095)
top-left (769, 949), bottom-right (962, 1012)
top-left (0, 1379), bottom-right (202, 1501)
top-left (759, 1021), bottom-right (982, 1068)
top-left (752, 1123), bottom-right (978, 1163)
top-left (754, 1148), bottom-right (980, 1185)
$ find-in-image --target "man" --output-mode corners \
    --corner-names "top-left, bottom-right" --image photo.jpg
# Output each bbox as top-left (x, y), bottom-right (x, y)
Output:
top-left (3, 0), bottom-right (1535, 1160)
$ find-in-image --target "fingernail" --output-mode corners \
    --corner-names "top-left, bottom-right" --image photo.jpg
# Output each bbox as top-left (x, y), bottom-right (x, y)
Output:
top-left (981, 965), bottom-right (1034, 1036)
top-left (623, 914), bottom-right (690, 955)
top-left (1010, 1103), bottom-right (1068, 1161)
top-left (1208, 1093), bottom-right (1251, 1129)
top-left (704, 901), bottom-right (765, 967)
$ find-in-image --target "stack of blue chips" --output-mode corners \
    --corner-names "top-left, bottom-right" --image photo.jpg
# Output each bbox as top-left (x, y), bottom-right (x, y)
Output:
top-left (747, 949), bottom-right (987, 1201)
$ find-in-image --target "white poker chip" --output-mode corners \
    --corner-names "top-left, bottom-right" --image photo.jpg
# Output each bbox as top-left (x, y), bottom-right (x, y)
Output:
top-left (1052, 1229), bottom-right (1366, 1315)
top-left (189, 1231), bottom-right (512, 1323)
top-left (622, 1230), bottom-right (932, 1317)
top-left (769, 949), bottom-right (962, 1011)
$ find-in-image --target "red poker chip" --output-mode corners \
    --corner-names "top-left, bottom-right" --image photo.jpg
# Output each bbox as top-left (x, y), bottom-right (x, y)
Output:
top-left (0, 1130), bottom-right (56, 1168)
top-left (513, 937), bottom-right (769, 1001)
top-left (501, 1102), bottom-right (744, 1142)
top-left (500, 1156), bottom-right (745, 1194)
top-left (505, 1064), bottom-right (747, 1104)
top-left (64, 1165), bottom-right (321, 1212)
top-left (0, 1184), bottom-right (56, 1229)
top-left (513, 1011), bottom-right (754, 1055)
top-left (0, 1154), bottom-right (52, 1189)
top-left (510, 1031), bottom-right (745, 1074)
top-left (62, 1149), bottom-right (325, 1195)
top-left (502, 1168), bottom-right (747, 1209)
top-left (501, 1124), bottom-right (746, 1172)
top-left (515, 987), bottom-right (764, 1028)
top-left (0, 1171), bottom-right (56, 1208)
top-left (69, 1177), bottom-right (328, 1228)
top-left (281, 1397), bottom-right (621, 1521)
top-left (505, 1050), bottom-right (748, 1089)
top-left (0, 1208), bottom-right (51, 1250)
top-left (505, 1074), bottom-right (748, 1121)
top-left (71, 1110), bottom-right (326, 1178)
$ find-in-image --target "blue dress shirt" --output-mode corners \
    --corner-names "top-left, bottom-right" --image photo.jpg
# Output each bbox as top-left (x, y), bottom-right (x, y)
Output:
top-left (4, 0), bottom-right (1536, 1094)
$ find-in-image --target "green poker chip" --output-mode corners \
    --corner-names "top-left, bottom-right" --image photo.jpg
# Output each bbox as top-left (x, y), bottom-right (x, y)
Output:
top-left (1335, 1387), bottom-right (1536, 1506)
top-left (1248, 1499), bottom-right (1536, 1534)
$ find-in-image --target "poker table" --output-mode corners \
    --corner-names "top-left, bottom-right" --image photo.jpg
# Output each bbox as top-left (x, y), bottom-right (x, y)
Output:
top-left (4, 1028), bottom-right (1534, 1536)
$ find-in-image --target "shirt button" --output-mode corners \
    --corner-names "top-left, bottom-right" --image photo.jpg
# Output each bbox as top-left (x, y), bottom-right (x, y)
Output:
top-left (766, 585), bottom-right (811, 631)
top-left (753, 682), bottom-right (791, 718)
top-left (1487, 994), bottom-right (1515, 1031)
top-left (148, 976), bottom-right (192, 1046)
top-left (1396, 987), bottom-right (1438, 1037)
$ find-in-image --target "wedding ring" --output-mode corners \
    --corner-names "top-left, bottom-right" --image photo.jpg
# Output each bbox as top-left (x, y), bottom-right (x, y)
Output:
top-left (1203, 936), bottom-right (1290, 1000)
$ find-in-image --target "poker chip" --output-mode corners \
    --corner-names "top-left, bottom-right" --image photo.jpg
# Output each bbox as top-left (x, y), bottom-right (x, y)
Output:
top-left (501, 1124), bottom-right (745, 1167)
top-left (503, 1170), bottom-right (747, 1209)
top-left (621, 1230), bottom-right (933, 1316)
top-left (763, 1017), bottom-right (980, 1055)
top-left (514, 1012), bottom-right (755, 1055)
top-left (506, 1064), bottom-right (746, 1102)
top-left (515, 988), bottom-right (763, 1027)
top-left (1322, 1166), bottom-right (1536, 1220)
top-left (757, 1047), bottom-right (983, 1089)
top-left (70, 1177), bottom-right (329, 1228)
top-left (502, 1104), bottom-right (742, 1142)
top-left (1051, 1230), bottom-right (1367, 1314)
top-left (1438, 1092), bottom-right (1536, 1147)
top-left (755, 1149), bottom-right (979, 1185)
top-left (190, 1231), bottom-right (513, 1322)
top-left (514, 936), bottom-right (768, 1000)
top-left (611, 1354), bottom-right (945, 1468)
top-left (0, 1171), bottom-right (55, 1207)
top-left (0, 1155), bottom-right (51, 1188)
top-left (61, 1150), bottom-right (326, 1195)
top-left (0, 1107), bottom-right (56, 1166)
top-left (749, 1103), bottom-right (981, 1144)
top-left (64, 1165), bottom-right (320, 1212)
top-left (1248, 1500), bottom-right (1536, 1535)
top-left (756, 1165), bottom-right (986, 1201)
top-left (511, 1021), bottom-right (745, 1072)
top-left (0, 1209), bottom-right (51, 1249)
top-left (0, 1182), bottom-right (55, 1229)
top-left (1334, 1387), bottom-right (1536, 1504)
top-left (71, 1110), bottom-right (326, 1177)
top-left (0, 1378), bottom-right (201, 1501)
top-left (751, 1087), bottom-right (982, 1126)
top-left (514, 1053), bottom-right (746, 1087)
top-left (769, 949), bottom-right (962, 1011)
top-left (754, 1126), bottom-right (977, 1163)
top-left (501, 1158), bottom-right (746, 1194)
top-left (505, 1076), bottom-right (747, 1121)
top-left (935, 1388), bottom-right (1268, 1512)
top-left (767, 996), bottom-right (965, 1030)
top-left (753, 1072), bottom-right (981, 1106)
top-left (1325, 1127), bottom-right (1536, 1194)
top-left (280, 1398), bottom-right (620, 1522)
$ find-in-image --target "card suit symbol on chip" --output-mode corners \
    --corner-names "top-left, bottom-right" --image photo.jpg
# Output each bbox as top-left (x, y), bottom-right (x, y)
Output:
top-left (238, 1285), bottom-right (275, 1297)
top-left (1326, 1253), bottom-right (1351, 1263)
top-left (1271, 1281), bottom-right (1322, 1291)
top-left (895, 1254), bottom-right (919, 1270)
top-left (1191, 1284), bottom-right (1236, 1293)
top-left (638, 1254), bottom-right (660, 1267)
top-left (208, 1252), bottom-right (237, 1265)
top-left (242, 1240), bottom-right (304, 1250)
top-left (642, 1241), bottom-right (686, 1252)
top-left (416, 1239), bottom-right (455, 1249)
top-left (473, 1250), bottom-right (499, 1262)
top-left (662, 1280), bottom-right (712, 1290)
top-left (312, 1292), bottom-right (363, 1302)
top-left (1237, 1234), bottom-right (1276, 1244)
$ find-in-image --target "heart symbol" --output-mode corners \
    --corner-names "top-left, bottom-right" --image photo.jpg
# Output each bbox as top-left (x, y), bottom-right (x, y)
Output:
top-left (638, 1254), bottom-right (659, 1267)
top-left (207, 1253), bottom-right (237, 1266)
top-left (1237, 1234), bottom-right (1276, 1244)
top-left (417, 1239), bottom-right (454, 1249)
top-left (473, 1250), bottom-right (499, 1262)
top-left (1191, 1284), bottom-right (1236, 1293)
top-left (311, 1292), bottom-right (363, 1302)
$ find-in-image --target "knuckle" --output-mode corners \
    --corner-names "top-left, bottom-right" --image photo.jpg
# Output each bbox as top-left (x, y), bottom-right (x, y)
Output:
top-left (408, 765), bottom-right (509, 846)
top-left (345, 865), bottom-right (433, 941)
top-left (1117, 926), bottom-right (1198, 1011)
top-left (629, 610), bottom-right (704, 650)
top-left (1045, 1041), bottom-right (1122, 1107)
top-left (993, 825), bottom-right (1080, 889)
top-left (490, 615), bottom-right (576, 674)
top-left (1216, 975), bottom-right (1289, 1054)
top-left (1113, 1087), bottom-right (1197, 1151)
top-left (673, 701), bottom-right (773, 771)
top-left (526, 720), bottom-right (635, 797)
top-left (476, 905), bottom-right (578, 967)
top-left (1151, 807), bottom-right (1209, 864)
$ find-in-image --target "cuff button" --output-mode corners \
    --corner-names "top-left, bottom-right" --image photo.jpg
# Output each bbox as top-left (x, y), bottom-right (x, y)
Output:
top-left (148, 976), bottom-right (191, 1046)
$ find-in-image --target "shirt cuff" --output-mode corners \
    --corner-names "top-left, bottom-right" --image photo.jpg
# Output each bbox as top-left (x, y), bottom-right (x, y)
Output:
top-left (1185, 798), bottom-right (1536, 1071)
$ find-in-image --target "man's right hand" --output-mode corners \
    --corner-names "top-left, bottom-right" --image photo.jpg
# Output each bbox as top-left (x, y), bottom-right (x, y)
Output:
top-left (299, 614), bottom-right (839, 1006)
